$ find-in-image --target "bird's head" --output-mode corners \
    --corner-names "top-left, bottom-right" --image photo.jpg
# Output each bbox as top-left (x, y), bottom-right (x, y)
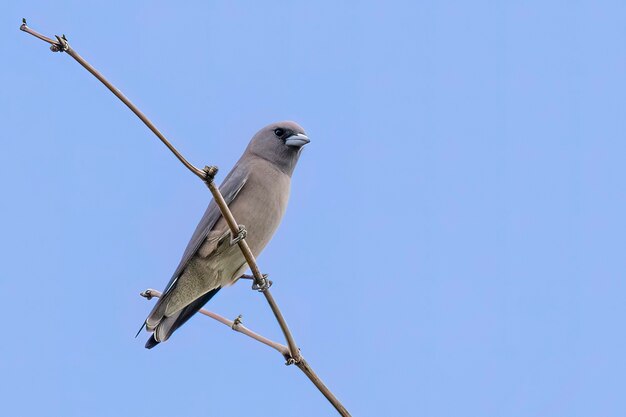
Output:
top-left (246, 121), bottom-right (310, 176)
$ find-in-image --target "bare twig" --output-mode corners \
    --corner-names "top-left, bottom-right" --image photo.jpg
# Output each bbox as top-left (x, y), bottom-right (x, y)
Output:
top-left (140, 289), bottom-right (351, 416)
top-left (203, 175), bottom-right (302, 364)
top-left (140, 289), bottom-right (291, 359)
top-left (20, 19), bottom-right (205, 180)
top-left (21, 20), bottom-right (351, 417)
top-left (295, 359), bottom-right (352, 417)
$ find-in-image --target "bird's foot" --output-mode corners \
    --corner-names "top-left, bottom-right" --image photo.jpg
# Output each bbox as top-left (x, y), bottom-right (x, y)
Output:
top-left (252, 274), bottom-right (273, 292)
top-left (230, 224), bottom-right (247, 246)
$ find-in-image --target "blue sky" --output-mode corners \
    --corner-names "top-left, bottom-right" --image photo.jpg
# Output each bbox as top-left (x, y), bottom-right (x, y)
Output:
top-left (2, 1), bottom-right (625, 416)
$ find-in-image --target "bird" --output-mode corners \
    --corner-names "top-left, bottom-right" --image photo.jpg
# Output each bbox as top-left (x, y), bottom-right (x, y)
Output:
top-left (141, 121), bottom-right (310, 349)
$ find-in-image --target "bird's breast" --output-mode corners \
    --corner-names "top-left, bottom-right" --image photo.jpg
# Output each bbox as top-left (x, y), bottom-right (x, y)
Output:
top-left (229, 161), bottom-right (291, 256)
top-left (206, 157), bottom-right (291, 263)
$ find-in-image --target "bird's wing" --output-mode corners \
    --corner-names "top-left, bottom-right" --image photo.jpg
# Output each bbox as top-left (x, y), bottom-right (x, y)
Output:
top-left (163, 164), bottom-right (249, 295)
top-left (139, 164), bottom-right (249, 335)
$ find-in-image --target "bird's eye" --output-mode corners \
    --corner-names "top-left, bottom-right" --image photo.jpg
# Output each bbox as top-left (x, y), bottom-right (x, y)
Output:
top-left (274, 128), bottom-right (285, 137)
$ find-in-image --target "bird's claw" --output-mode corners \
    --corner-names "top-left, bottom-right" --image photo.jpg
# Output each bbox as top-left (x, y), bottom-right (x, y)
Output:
top-left (252, 274), bottom-right (272, 292)
top-left (230, 224), bottom-right (247, 246)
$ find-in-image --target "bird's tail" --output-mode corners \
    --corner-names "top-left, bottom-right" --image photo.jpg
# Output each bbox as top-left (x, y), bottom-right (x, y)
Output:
top-left (144, 287), bottom-right (221, 349)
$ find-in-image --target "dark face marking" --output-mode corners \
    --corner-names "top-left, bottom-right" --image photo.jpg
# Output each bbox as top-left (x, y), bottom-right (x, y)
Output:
top-left (273, 127), bottom-right (297, 142)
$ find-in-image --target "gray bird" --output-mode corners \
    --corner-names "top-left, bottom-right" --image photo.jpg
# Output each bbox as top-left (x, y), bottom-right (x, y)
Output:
top-left (142, 121), bottom-right (309, 348)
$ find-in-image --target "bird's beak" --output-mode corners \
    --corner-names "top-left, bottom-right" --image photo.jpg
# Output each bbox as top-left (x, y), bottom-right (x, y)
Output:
top-left (285, 133), bottom-right (310, 148)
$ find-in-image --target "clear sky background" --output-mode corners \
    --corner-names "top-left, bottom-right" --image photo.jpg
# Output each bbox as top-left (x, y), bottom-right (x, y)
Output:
top-left (2, 1), bottom-right (625, 416)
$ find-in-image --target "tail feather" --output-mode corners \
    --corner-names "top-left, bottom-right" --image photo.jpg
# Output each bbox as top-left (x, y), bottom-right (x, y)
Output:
top-left (145, 292), bottom-right (172, 332)
top-left (145, 334), bottom-right (160, 349)
top-left (144, 287), bottom-right (221, 349)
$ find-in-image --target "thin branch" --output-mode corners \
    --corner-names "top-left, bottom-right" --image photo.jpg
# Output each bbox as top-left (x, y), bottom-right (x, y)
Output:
top-left (295, 359), bottom-right (352, 417)
top-left (140, 288), bottom-right (291, 359)
top-left (204, 178), bottom-right (302, 364)
top-left (140, 288), bottom-right (351, 417)
top-left (20, 20), bottom-right (206, 180)
top-left (20, 21), bottom-right (303, 363)
top-left (20, 19), bottom-right (58, 46)
top-left (21, 20), bottom-right (351, 417)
